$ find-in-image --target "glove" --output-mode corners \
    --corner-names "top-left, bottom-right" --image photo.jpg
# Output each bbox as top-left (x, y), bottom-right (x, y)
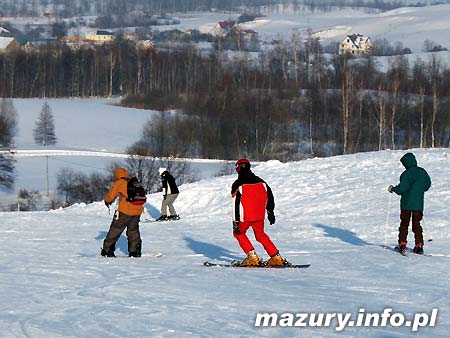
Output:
top-left (232, 221), bottom-right (241, 234)
top-left (163, 195), bottom-right (167, 200)
top-left (267, 211), bottom-right (276, 225)
top-left (388, 185), bottom-right (394, 193)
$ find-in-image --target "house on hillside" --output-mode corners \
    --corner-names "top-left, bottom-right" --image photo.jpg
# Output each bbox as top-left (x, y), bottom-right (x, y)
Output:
top-left (138, 40), bottom-right (155, 50)
top-left (211, 20), bottom-right (236, 35)
top-left (218, 20), bottom-right (236, 30)
top-left (339, 34), bottom-right (372, 55)
top-left (85, 30), bottom-right (114, 44)
top-left (0, 37), bottom-right (20, 53)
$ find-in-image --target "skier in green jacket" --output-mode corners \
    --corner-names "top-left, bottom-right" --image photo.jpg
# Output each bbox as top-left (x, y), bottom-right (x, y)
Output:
top-left (388, 152), bottom-right (431, 254)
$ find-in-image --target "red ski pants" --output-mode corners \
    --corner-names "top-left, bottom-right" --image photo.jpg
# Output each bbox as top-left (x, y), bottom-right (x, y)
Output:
top-left (233, 220), bottom-right (278, 257)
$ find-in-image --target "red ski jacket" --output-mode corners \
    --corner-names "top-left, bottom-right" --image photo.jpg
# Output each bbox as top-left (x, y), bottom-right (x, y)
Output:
top-left (231, 172), bottom-right (274, 222)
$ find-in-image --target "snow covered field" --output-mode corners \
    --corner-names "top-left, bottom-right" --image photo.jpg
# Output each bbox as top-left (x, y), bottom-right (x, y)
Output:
top-left (1, 148), bottom-right (450, 337)
top-left (160, 4), bottom-right (450, 53)
top-left (1, 5), bottom-right (450, 335)
top-left (0, 99), bottom-right (225, 203)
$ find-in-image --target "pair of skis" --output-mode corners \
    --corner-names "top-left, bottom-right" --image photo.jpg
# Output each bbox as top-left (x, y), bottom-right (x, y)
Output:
top-left (392, 246), bottom-right (430, 257)
top-left (203, 261), bottom-right (310, 269)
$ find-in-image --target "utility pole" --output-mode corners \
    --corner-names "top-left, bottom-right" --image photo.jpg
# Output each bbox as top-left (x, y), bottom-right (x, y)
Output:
top-left (46, 155), bottom-right (49, 197)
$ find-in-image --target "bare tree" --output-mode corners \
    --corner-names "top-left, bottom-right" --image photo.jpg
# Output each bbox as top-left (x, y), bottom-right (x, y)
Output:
top-left (375, 82), bottom-right (388, 151)
top-left (341, 56), bottom-right (353, 154)
top-left (427, 55), bottom-right (442, 148)
top-left (387, 56), bottom-right (407, 150)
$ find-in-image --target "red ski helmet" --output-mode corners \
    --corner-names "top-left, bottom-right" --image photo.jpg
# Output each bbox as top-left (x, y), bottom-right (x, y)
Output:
top-left (235, 158), bottom-right (251, 173)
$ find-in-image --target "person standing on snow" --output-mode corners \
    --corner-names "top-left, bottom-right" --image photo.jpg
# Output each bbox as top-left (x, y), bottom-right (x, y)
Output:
top-left (156, 167), bottom-right (180, 221)
top-left (102, 168), bottom-right (144, 257)
top-left (388, 152), bottom-right (431, 255)
top-left (231, 158), bottom-right (286, 267)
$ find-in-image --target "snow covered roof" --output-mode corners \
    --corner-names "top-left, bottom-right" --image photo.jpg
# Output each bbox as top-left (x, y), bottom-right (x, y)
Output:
top-left (96, 30), bottom-right (113, 36)
top-left (0, 37), bottom-right (15, 49)
top-left (346, 34), bottom-right (370, 49)
top-left (218, 21), bottom-right (235, 29)
top-left (0, 27), bottom-right (10, 34)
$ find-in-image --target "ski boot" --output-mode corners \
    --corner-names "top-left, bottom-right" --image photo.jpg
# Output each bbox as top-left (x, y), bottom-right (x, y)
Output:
top-left (397, 242), bottom-right (408, 256)
top-left (168, 214), bottom-right (180, 220)
top-left (101, 248), bottom-right (116, 257)
top-left (266, 253), bottom-right (286, 267)
top-left (129, 243), bottom-right (142, 258)
top-left (413, 243), bottom-right (424, 255)
top-left (237, 250), bottom-right (260, 267)
top-left (156, 215), bottom-right (168, 221)
top-left (129, 252), bottom-right (141, 257)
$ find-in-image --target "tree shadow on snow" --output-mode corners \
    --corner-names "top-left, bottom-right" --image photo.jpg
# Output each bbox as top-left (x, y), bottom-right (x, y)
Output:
top-left (314, 223), bottom-right (374, 247)
top-left (95, 231), bottom-right (129, 254)
top-left (183, 236), bottom-right (241, 262)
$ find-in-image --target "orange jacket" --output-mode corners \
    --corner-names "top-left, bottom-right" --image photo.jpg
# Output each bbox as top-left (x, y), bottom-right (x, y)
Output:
top-left (104, 168), bottom-right (144, 216)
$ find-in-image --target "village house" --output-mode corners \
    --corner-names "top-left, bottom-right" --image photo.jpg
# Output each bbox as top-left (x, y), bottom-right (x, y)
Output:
top-left (0, 36), bottom-right (20, 53)
top-left (339, 34), bottom-right (372, 55)
top-left (85, 30), bottom-right (115, 44)
top-left (211, 20), bottom-right (236, 36)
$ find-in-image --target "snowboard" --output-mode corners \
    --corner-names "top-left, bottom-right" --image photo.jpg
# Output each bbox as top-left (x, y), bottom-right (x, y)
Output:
top-left (142, 217), bottom-right (180, 223)
top-left (203, 261), bottom-right (310, 269)
top-left (111, 253), bottom-right (163, 258)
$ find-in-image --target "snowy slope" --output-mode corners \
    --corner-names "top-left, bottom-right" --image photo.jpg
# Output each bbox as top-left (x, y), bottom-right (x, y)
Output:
top-left (0, 99), bottom-right (224, 200)
top-left (1, 148), bottom-right (449, 337)
top-left (160, 4), bottom-right (450, 53)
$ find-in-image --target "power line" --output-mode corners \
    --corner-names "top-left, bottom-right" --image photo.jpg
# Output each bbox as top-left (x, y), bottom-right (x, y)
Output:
top-left (49, 157), bottom-right (112, 171)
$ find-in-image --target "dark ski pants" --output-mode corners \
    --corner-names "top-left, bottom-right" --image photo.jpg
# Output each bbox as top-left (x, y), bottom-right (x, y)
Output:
top-left (234, 220), bottom-right (278, 257)
top-left (398, 210), bottom-right (424, 245)
top-left (103, 212), bottom-right (142, 255)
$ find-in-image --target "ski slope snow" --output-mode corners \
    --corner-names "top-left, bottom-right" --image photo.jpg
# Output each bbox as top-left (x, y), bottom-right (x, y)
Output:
top-left (1, 148), bottom-right (449, 337)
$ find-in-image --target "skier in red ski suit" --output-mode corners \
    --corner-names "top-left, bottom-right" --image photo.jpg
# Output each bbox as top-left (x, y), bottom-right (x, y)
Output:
top-left (231, 158), bottom-right (285, 267)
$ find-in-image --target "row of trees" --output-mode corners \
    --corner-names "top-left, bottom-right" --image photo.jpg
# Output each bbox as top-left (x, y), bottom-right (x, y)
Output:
top-left (122, 40), bottom-right (450, 159)
top-left (53, 158), bottom-right (195, 208)
top-left (2, 33), bottom-right (450, 207)
top-left (1, 36), bottom-right (450, 160)
top-left (1, 0), bottom-right (445, 18)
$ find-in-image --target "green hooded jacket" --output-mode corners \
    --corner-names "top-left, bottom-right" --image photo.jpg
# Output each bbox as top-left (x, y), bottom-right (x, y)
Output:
top-left (392, 153), bottom-right (431, 211)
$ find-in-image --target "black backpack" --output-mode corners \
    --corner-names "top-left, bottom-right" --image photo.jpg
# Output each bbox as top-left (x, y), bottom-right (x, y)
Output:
top-left (125, 177), bottom-right (147, 205)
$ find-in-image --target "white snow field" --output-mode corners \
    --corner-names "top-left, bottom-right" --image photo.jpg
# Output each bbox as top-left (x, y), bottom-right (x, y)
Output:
top-left (0, 98), bottom-right (225, 202)
top-left (1, 148), bottom-right (449, 337)
top-left (164, 4), bottom-right (450, 53)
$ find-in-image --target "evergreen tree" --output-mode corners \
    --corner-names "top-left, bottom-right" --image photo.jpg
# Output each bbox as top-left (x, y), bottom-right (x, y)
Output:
top-left (33, 102), bottom-right (57, 146)
top-left (0, 98), bottom-right (17, 149)
top-left (0, 98), bottom-right (17, 191)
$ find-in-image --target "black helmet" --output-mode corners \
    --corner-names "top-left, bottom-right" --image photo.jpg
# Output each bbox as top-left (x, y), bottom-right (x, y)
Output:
top-left (235, 158), bottom-right (251, 173)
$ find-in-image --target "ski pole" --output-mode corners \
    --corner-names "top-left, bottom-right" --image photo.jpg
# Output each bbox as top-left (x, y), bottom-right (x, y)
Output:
top-left (422, 215), bottom-right (433, 242)
top-left (384, 193), bottom-right (392, 249)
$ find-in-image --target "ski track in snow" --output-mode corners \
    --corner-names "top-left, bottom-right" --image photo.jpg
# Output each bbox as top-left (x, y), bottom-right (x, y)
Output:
top-left (1, 149), bottom-right (450, 337)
